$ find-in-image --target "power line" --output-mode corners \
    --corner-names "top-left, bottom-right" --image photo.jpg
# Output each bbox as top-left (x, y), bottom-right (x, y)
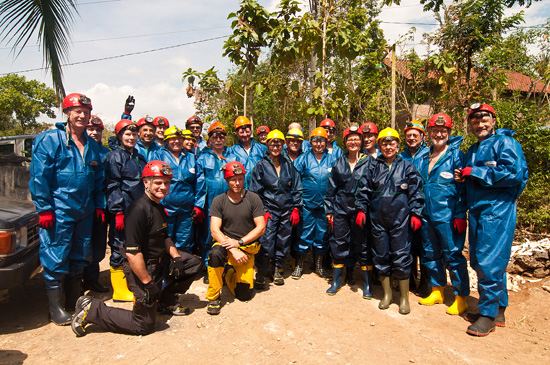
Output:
top-left (78, 0), bottom-right (122, 5)
top-left (1, 35), bottom-right (230, 75)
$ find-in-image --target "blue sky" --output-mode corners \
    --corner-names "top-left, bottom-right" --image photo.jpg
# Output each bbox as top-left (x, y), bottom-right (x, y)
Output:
top-left (1, 0), bottom-right (548, 130)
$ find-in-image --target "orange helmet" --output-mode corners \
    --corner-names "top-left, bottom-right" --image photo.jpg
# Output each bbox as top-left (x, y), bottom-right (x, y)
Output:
top-left (88, 115), bottom-right (104, 129)
top-left (63, 93), bottom-right (92, 112)
top-left (142, 161), bottom-right (173, 179)
top-left (115, 119), bottom-right (137, 136)
top-left (428, 114), bottom-right (452, 128)
top-left (320, 118), bottom-right (336, 129)
top-left (153, 116), bottom-right (169, 127)
top-left (222, 161), bottom-right (246, 179)
top-left (234, 116), bottom-right (251, 130)
top-left (208, 122), bottom-right (227, 136)
top-left (360, 122), bottom-right (378, 135)
top-left (310, 127), bottom-right (328, 140)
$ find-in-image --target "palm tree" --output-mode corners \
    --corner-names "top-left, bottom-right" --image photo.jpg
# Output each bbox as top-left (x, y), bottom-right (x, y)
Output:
top-left (0, 0), bottom-right (79, 98)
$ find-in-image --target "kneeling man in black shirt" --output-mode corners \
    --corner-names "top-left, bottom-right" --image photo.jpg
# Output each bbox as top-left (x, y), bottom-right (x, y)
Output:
top-left (206, 161), bottom-right (266, 315)
top-left (71, 160), bottom-right (201, 336)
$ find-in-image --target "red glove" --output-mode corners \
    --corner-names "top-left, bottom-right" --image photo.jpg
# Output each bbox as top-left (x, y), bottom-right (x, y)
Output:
top-left (461, 167), bottom-right (472, 178)
top-left (38, 211), bottom-right (55, 229)
top-left (290, 208), bottom-right (300, 226)
top-left (411, 215), bottom-right (422, 231)
top-left (453, 218), bottom-right (467, 234)
top-left (355, 211), bottom-right (366, 228)
top-left (192, 207), bottom-right (205, 223)
top-left (264, 212), bottom-right (272, 224)
top-left (95, 209), bottom-right (105, 223)
top-left (115, 212), bottom-right (125, 231)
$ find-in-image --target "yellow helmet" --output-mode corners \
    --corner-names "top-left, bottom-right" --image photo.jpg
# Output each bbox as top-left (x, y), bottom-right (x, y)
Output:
top-left (164, 126), bottom-right (182, 141)
top-left (286, 128), bottom-right (304, 141)
top-left (377, 127), bottom-right (401, 145)
top-left (181, 129), bottom-right (197, 142)
top-left (266, 129), bottom-right (285, 144)
top-left (310, 127), bottom-right (328, 140)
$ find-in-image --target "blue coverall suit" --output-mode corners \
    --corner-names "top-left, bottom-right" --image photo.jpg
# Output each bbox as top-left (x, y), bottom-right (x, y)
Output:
top-left (104, 145), bottom-right (146, 267)
top-left (83, 143), bottom-right (111, 282)
top-left (293, 150), bottom-right (337, 255)
top-left (356, 155), bottom-right (424, 280)
top-left (229, 140), bottom-right (268, 189)
top-left (417, 136), bottom-right (469, 296)
top-left (249, 154), bottom-right (303, 272)
top-left (120, 111), bottom-right (159, 161)
top-left (29, 122), bottom-right (105, 287)
top-left (464, 129), bottom-right (528, 318)
top-left (149, 147), bottom-right (197, 253)
top-left (325, 154), bottom-right (372, 267)
top-left (195, 147), bottom-right (234, 265)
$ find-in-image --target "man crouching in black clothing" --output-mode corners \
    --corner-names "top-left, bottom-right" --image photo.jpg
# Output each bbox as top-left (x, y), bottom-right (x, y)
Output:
top-left (71, 160), bottom-right (201, 336)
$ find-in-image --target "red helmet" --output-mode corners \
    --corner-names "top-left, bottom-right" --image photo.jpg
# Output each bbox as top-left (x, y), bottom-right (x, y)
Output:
top-left (360, 122), bottom-right (378, 135)
top-left (87, 115), bottom-right (104, 129)
top-left (137, 116), bottom-right (155, 128)
top-left (320, 118), bottom-right (336, 129)
top-left (428, 113), bottom-right (452, 128)
top-left (186, 115), bottom-right (203, 127)
top-left (153, 116), bottom-right (169, 127)
top-left (467, 103), bottom-right (496, 119)
top-left (222, 161), bottom-right (246, 179)
top-left (115, 119), bottom-right (137, 136)
top-left (63, 93), bottom-right (92, 112)
top-left (142, 160), bottom-right (173, 179)
top-left (256, 125), bottom-right (270, 134)
top-left (343, 125), bottom-right (363, 140)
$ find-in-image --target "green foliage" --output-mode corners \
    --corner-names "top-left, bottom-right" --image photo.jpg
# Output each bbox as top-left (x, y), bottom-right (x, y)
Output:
top-left (0, 74), bottom-right (57, 134)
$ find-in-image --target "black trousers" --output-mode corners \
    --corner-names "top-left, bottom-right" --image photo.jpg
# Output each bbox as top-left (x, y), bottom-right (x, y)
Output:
top-left (86, 251), bottom-right (201, 335)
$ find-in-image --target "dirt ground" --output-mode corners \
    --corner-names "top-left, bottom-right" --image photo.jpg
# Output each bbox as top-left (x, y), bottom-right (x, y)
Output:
top-left (1, 254), bottom-right (549, 365)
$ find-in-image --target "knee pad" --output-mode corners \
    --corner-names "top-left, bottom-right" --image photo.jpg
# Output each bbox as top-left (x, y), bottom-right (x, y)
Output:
top-left (234, 282), bottom-right (253, 301)
top-left (208, 245), bottom-right (227, 268)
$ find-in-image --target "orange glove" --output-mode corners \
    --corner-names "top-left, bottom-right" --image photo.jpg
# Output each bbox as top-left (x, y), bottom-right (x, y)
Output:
top-left (38, 211), bottom-right (55, 229)
top-left (290, 208), bottom-right (300, 226)
top-left (115, 212), bottom-right (124, 231)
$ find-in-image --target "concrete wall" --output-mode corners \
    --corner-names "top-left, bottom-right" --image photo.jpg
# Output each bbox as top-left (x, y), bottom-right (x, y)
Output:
top-left (0, 163), bottom-right (32, 202)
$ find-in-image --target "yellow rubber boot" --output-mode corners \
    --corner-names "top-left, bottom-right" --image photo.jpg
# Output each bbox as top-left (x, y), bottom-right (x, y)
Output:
top-left (446, 295), bottom-right (468, 315)
top-left (418, 286), bottom-right (444, 306)
top-left (110, 266), bottom-right (134, 302)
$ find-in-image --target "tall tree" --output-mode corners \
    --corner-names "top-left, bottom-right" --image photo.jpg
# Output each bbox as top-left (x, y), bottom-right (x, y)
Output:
top-left (0, 0), bottom-right (79, 98)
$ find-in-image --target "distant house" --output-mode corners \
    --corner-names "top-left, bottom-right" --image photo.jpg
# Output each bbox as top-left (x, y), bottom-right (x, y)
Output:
top-left (382, 57), bottom-right (549, 126)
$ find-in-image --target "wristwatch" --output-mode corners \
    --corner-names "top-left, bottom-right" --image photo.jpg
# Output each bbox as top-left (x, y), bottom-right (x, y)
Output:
top-left (238, 239), bottom-right (244, 246)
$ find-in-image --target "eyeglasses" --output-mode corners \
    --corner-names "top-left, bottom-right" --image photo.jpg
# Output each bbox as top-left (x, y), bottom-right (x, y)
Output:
top-left (188, 126), bottom-right (202, 130)
top-left (322, 126), bottom-right (335, 132)
top-left (311, 137), bottom-right (326, 143)
top-left (268, 141), bottom-right (284, 146)
top-left (210, 133), bottom-right (226, 140)
top-left (469, 112), bottom-right (492, 119)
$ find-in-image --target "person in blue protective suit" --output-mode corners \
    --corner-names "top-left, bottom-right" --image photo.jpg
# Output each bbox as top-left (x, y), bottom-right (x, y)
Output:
top-left (455, 103), bottom-right (528, 337)
top-left (256, 125), bottom-right (270, 145)
top-left (401, 120), bottom-right (430, 295)
top-left (195, 122), bottom-right (234, 281)
top-left (360, 122), bottom-right (379, 159)
top-left (180, 129), bottom-right (198, 154)
top-left (135, 117), bottom-right (159, 161)
top-left (229, 116), bottom-right (268, 189)
top-left (152, 116), bottom-right (170, 147)
top-left (320, 118), bottom-right (344, 159)
top-left (29, 93), bottom-right (105, 325)
top-left (104, 119), bottom-right (147, 303)
top-left (186, 115), bottom-right (207, 153)
top-left (82, 115), bottom-right (111, 294)
top-left (356, 127), bottom-right (424, 315)
top-left (284, 127), bottom-right (305, 162)
top-left (292, 127), bottom-right (337, 280)
top-left (286, 122), bottom-right (311, 153)
top-left (149, 126), bottom-right (198, 253)
top-left (416, 113), bottom-right (470, 315)
top-left (325, 125), bottom-right (374, 297)
top-left (250, 129), bottom-right (302, 288)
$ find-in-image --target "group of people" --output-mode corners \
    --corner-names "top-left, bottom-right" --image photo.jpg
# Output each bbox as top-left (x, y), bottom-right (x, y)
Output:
top-left (29, 92), bottom-right (528, 339)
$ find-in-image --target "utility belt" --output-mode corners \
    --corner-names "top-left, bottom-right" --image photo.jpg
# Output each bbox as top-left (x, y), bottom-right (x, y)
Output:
top-left (146, 255), bottom-right (165, 265)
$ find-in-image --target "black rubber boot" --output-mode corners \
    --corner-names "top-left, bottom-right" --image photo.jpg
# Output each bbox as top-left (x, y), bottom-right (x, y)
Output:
top-left (361, 269), bottom-right (373, 299)
top-left (466, 315), bottom-right (496, 336)
top-left (345, 267), bottom-right (355, 286)
top-left (314, 254), bottom-right (331, 280)
top-left (82, 279), bottom-right (109, 293)
top-left (254, 272), bottom-right (266, 290)
top-left (398, 279), bottom-right (410, 315)
top-left (416, 264), bottom-right (430, 297)
top-left (326, 267), bottom-right (343, 295)
top-left (46, 288), bottom-right (72, 325)
top-left (379, 276), bottom-right (392, 310)
top-left (64, 276), bottom-right (83, 312)
top-left (465, 306), bottom-right (506, 327)
top-left (291, 254), bottom-right (305, 280)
